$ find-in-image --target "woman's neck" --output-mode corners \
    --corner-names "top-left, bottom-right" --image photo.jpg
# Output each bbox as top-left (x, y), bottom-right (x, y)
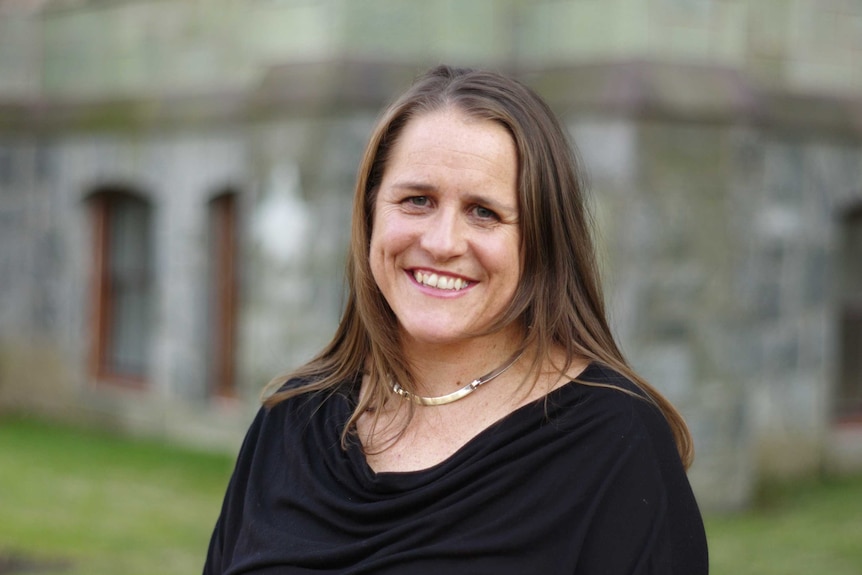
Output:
top-left (398, 327), bottom-right (526, 398)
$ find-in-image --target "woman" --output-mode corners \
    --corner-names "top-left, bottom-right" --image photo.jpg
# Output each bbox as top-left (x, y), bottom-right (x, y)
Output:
top-left (204, 65), bottom-right (708, 574)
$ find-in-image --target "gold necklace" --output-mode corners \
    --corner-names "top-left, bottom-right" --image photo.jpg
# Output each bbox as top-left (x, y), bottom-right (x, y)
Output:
top-left (391, 351), bottom-right (523, 406)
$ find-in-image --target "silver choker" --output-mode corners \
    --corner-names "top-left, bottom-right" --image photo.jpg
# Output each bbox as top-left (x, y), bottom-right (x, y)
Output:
top-left (391, 351), bottom-right (523, 406)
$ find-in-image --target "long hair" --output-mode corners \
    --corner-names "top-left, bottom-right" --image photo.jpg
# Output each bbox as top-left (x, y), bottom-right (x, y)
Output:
top-left (263, 65), bottom-right (694, 468)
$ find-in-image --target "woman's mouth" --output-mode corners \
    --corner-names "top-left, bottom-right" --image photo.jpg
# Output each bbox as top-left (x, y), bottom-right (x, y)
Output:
top-left (412, 270), bottom-right (471, 291)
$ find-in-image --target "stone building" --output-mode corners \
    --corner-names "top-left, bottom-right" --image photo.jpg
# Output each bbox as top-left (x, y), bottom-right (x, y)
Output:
top-left (1, 0), bottom-right (861, 510)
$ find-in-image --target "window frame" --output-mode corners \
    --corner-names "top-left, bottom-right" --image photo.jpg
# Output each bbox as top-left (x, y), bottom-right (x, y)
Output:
top-left (207, 191), bottom-right (239, 399)
top-left (88, 189), bottom-right (153, 388)
top-left (836, 204), bottom-right (862, 423)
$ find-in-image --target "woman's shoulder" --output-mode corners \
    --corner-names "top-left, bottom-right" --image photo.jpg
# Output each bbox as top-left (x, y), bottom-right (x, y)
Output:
top-left (562, 363), bottom-right (677, 449)
top-left (267, 373), bottom-right (358, 406)
top-left (562, 363), bottom-right (645, 414)
top-left (237, 376), bottom-right (355, 455)
top-left (575, 362), bottom-right (643, 395)
top-left (247, 376), bottom-right (356, 443)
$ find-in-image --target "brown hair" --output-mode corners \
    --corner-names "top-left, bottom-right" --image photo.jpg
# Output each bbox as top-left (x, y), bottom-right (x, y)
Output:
top-left (264, 65), bottom-right (694, 468)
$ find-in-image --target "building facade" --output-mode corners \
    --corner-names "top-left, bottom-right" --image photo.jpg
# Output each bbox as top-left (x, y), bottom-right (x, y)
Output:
top-left (1, 0), bottom-right (861, 510)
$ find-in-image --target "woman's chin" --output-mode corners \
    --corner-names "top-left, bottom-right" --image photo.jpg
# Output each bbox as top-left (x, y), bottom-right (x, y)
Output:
top-left (398, 325), bottom-right (474, 348)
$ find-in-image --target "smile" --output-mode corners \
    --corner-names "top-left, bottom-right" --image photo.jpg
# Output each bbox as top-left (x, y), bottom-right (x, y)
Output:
top-left (413, 270), bottom-right (471, 291)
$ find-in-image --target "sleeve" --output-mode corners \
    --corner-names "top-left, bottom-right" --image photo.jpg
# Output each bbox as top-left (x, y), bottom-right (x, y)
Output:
top-left (202, 407), bottom-right (268, 575)
top-left (575, 397), bottom-right (708, 575)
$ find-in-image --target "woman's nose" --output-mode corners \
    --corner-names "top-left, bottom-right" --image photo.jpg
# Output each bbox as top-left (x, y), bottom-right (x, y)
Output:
top-left (419, 209), bottom-right (466, 260)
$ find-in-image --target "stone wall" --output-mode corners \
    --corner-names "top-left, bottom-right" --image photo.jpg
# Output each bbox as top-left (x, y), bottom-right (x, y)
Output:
top-left (543, 60), bottom-right (862, 505)
top-left (2, 1), bottom-right (862, 509)
top-left (3, 1), bottom-right (862, 100)
top-left (0, 121), bottom-right (256, 447)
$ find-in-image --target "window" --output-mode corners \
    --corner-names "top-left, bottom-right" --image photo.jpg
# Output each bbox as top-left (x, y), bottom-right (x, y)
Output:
top-left (837, 205), bottom-right (862, 421)
top-left (89, 190), bottom-right (153, 385)
top-left (207, 192), bottom-right (239, 398)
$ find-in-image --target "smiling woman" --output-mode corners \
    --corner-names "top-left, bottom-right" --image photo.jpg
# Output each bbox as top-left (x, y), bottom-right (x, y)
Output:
top-left (370, 108), bottom-right (521, 355)
top-left (203, 66), bottom-right (708, 574)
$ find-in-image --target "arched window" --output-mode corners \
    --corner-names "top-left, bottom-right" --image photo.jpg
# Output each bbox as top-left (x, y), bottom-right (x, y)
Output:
top-left (837, 204), bottom-right (862, 421)
top-left (88, 189), bottom-right (153, 385)
top-left (207, 191), bottom-right (239, 398)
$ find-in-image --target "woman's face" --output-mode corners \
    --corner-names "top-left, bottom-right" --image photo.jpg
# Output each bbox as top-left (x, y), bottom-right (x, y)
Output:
top-left (369, 107), bottom-right (521, 349)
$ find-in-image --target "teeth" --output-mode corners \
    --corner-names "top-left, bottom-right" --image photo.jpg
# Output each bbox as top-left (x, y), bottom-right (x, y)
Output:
top-left (413, 271), bottom-right (469, 291)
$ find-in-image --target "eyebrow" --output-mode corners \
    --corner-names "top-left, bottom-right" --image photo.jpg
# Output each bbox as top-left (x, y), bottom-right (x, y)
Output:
top-left (390, 181), bottom-right (438, 193)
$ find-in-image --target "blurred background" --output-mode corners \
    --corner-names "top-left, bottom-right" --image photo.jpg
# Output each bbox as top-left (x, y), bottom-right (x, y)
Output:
top-left (0, 0), bottom-right (861, 555)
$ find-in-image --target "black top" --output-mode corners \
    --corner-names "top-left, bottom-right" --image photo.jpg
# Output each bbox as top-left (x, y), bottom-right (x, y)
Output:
top-left (204, 363), bottom-right (708, 574)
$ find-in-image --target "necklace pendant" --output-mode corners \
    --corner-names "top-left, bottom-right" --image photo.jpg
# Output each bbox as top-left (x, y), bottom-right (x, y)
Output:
top-left (389, 350), bottom-right (523, 406)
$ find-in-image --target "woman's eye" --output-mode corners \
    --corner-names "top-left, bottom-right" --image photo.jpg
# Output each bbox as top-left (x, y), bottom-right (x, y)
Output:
top-left (406, 196), bottom-right (429, 207)
top-left (472, 205), bottom-right (498, 220)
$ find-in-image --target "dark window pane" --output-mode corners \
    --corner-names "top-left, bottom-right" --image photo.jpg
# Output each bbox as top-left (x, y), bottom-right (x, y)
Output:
top-left (91, 191), bottom-right (152, 382)
top-left (838, 207), bottom-right (862, 419)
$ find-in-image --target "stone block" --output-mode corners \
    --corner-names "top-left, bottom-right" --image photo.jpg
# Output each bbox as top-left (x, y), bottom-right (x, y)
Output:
top-left (686, 381), bottom-right (754, 511)
top-left (569, 119), bottom-right (637, 185)
top-left (826, 424), bottom-right (862, 475)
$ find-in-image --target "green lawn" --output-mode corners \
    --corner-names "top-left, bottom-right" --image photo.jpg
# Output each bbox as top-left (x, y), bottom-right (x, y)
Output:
top-left (707, 476), bottom-right (862, 575)
top-left (1, 416), bottom-right (861, 575)
top-left (0, 416), bottom-right (234, 575)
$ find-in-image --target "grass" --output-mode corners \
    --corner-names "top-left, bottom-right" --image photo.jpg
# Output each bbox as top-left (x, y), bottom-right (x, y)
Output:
top-left (707, 476), bottom-right (862, 575)
top-left (0, 416), bottom-right (234, 575)
top-left (1, 416), bottom-right (861, 574)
